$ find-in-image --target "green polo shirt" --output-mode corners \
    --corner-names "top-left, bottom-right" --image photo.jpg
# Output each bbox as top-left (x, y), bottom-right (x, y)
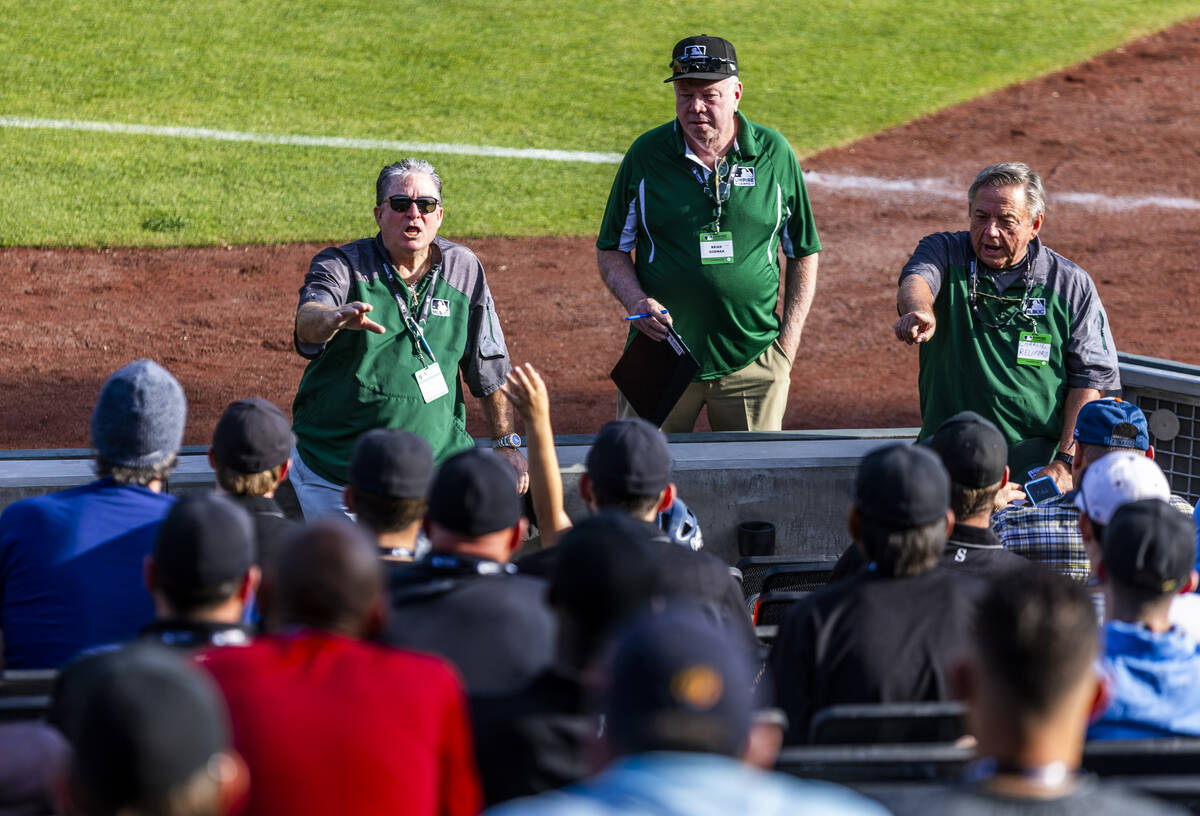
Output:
top-left (597, 112), bottom-right (821, 380)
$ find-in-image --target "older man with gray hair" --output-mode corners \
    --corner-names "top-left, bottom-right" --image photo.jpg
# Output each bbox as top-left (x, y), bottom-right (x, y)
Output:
top-left (893, 162), bottom-right (1120, 489)
top-left (289, 158), bottom-right (526, 520)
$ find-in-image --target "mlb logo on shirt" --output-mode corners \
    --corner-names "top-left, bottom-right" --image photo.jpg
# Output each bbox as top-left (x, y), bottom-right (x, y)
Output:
top-left (1025, 298), bottom-right (1047, 317)
top-left (431, 299), bottom-right (450, 317)
top-left (731, 166), bottom-right (756, 187)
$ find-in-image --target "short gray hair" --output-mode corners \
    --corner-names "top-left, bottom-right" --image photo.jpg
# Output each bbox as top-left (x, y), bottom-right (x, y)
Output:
top-left (376, 158), bottom-right (443, 205)
top-left (968, 162), bottom-right (1045, 222)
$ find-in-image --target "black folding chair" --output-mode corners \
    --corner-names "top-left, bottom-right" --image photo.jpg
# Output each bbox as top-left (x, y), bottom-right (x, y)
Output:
top-left (775, 742), bottom-right (973, 784)
top-left (761, 563), bottom-right (836, 594)
top-left (736, 556), bottom-right (834, 599)
top-left (753, 590), bottom-right (810, 625)
top-left (808, 701), bottom-right (968, 745)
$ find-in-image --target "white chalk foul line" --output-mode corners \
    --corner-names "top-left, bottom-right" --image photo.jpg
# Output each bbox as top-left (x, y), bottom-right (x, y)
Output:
top-left (3, 115), bottom-right (1198, 211)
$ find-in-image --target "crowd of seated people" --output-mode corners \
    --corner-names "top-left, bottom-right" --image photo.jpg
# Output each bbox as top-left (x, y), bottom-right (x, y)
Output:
top-left (2, 359), bottom-right (1200, 815)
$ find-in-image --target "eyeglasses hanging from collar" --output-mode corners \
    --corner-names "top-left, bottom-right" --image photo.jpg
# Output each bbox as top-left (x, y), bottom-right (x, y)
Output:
top-left (968, 258), bottom-right (1037, 331)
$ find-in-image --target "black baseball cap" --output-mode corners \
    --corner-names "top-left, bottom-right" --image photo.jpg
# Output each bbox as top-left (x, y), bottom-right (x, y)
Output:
top-left (926, 411), bottom-right (1008, 488)
top-left (605, 605), bottom-right (753, 757)
top-left (664, 35), bottom-right (738, 83)
top-left (154, 493), bottom-right (255, 605)
top-left (348, 428), bottom-right (434, 499)
top-left (586, 418), bottom-right (671, 497)
top-left (1102, 498), bottom-right (1196, 594)
top-left (211, 398), bottom-right (294, 473)
top-left (855, 443), bottom-right (951, 528)
top-left (427, 448), bottom-right (521, 536)
top-left (52, 645), bottom-right (229, 815)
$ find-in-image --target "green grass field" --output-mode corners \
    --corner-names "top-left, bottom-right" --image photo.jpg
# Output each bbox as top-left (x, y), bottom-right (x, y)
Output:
top-left (1, 0), bottom-right (1197, 247)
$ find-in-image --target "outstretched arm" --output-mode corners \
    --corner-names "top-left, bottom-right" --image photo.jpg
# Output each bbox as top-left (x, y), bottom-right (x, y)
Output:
top-left (501, 364), bottom-right (572, 548)
top-left (295, 301), bottom-right (385, 345)
top-left (893, 275), bottom-right (937, 345)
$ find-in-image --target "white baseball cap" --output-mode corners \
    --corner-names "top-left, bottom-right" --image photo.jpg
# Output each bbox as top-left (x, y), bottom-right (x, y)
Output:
top-left (1075, 451), bottom-right (1170, 525)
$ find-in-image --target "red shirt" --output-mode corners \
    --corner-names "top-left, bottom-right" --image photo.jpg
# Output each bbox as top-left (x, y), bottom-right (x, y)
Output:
top-left (197, 630), bottom-right (481, 816)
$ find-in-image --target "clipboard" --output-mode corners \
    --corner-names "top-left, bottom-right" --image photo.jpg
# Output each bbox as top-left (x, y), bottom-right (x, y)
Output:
top-left (610, 326), bottom-right (700, 427)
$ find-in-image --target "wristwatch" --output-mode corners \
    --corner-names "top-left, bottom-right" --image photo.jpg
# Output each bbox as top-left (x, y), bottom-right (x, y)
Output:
top-left (1053, 450), bottom-right (1074, 466)
top-left (492, 433), bottom-right (522, 450)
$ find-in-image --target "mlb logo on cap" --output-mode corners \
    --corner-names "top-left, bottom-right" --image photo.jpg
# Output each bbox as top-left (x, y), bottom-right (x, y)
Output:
top-left (682, 44), bottom-right (707, 59)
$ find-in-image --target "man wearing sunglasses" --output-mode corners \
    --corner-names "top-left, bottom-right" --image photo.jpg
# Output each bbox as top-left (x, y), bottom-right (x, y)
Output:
top-left (597, 35), bottom-right (821, 432)
top-left (893, 162), bottom-right (1120, 491)
top-left (289, 158), bottom-right (525, 520)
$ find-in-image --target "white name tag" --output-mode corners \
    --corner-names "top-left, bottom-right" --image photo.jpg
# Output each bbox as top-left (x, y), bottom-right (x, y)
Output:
top-left (698, 231), bottom-right (734, 265)
top-left (1017, 332), bottom-right (1052, 367)
top-left (415, 363), bottom-right (449, 403)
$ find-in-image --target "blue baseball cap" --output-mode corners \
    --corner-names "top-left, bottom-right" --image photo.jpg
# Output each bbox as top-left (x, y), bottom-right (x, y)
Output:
top-left (1073, 398), bottom-right (1150, 450)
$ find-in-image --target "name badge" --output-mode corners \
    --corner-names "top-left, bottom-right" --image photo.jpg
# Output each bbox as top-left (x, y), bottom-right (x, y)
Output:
top-left (415, 363), bottom-right (449, 403)
top-left (731, 166), bottom-right (756, 187)
top-left (699, 231), bottom-right (734, 265)
top-left (1017, 332), bottom-right (1052, 367)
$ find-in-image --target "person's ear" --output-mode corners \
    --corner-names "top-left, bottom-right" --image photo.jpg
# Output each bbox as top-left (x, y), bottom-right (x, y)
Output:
top-left (342, 486), bottom-right (355, 514)
top-left (578, 474), bottom-right (595, 507)
top-left (945, 509), bottom-right (955, 536)
top-left (213, 750), bottom-right (251, 816)
top-left (1002, 465), bottom-right (1010, 485)
top-left (1184, 570), bottom-right (1200, 595)
top-left (1029, 211), bottom-right (1045, 237)
top-left (240, 566), bottom-right (262, 604)
top-left (1087, 671), bottom-right (1111, 726)
top-left (207, 448), bottom-right (217, 471)
top-left (1146, 445), bottom-right (1156, 461)
top-left (278, 458), bottom-right (291, 484)
top-left (507, 519), bottom-right (529, 555)
top-left (655, 483), bottom-right (677, 514)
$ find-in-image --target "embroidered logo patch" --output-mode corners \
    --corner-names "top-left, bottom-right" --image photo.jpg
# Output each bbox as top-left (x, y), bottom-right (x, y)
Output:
top-left (731, 166), bottom-right (756, 187)
top-left (430, 299), bottom-right (450, 317)
top-left (1025, 298), bottom-right (1046, 317)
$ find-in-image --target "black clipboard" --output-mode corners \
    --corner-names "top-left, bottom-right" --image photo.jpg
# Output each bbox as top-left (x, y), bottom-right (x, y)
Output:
top-left (610, 326), bottom-right (700, 427)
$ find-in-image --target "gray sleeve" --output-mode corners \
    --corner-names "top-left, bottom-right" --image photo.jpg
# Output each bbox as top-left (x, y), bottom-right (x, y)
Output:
top-left (460, 259), bottom-right (512, 398)
top-left (1061, 266), bottom-right (1121, 391)
top-left (898, 232), bottom-right (955, 302)
top-left (293, 247), bottom-right (353, 359)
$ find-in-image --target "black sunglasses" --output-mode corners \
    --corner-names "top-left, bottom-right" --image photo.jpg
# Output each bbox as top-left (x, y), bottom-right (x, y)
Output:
top-left (670, 55), bottom-right (736, 75)
top-left (386, 195), bottom-right (440, 214)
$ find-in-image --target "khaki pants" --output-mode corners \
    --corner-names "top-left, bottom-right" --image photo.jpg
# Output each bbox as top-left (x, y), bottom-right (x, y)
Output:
top-left (618, 340), bottom-right (792, 432)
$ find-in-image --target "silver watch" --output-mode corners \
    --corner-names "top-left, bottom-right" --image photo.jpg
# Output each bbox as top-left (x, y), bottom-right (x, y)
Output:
top-left (492, 433), bottom-right (522, 450)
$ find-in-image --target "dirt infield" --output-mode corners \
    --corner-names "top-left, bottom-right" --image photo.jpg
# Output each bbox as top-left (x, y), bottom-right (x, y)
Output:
top-left (2, 19), bottom-right (1197, 450)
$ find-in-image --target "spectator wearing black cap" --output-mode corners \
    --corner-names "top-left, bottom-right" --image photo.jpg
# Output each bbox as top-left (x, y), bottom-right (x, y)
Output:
top-left (516, 417), bottom-right (752, 643)
top-left (487, 606), bottom-right (888, 816)
top-left (385, 448), bottom-right (556, 696)
top-left (992, 398), bottom-right (1193, 582)
top-left (880, 569), bottom-right (1186, 815)
top-left (833, 412), bottom-right (1032, 581)
top-left (141, 493), bottom-right (258, 651)
top-left (770, 443), bottom-right (986, 744)
top-left (473, 513), bottom-right (663, 806)
top-left (0, 359), bottom-right (186, 669)
top-left (51, 644), bottom-right (248, 816)
top-left (1088, 499), bottom-right (1200, 740)
top-left (197, 518), bottom-right (481, 816)
top-left (344, 428), bottom-right (434, 563)
top-left (209, 398), bottom-right (299, 583)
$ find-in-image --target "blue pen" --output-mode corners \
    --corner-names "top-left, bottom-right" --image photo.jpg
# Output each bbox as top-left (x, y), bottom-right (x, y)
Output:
top-left (624, 309), bottom-right (669, 321)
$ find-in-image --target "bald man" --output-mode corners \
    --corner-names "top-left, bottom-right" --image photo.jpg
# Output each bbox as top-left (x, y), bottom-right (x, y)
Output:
top-left (197, 520), bottom-right (481, 816)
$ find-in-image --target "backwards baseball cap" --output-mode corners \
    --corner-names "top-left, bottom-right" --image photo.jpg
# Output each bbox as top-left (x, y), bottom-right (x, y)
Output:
top-left (348, 428), bottom-right (434, 499)
top-left (605, 605), bottom-right (753, 757)
top-left (586, 418), bottom-right (671, 497)
top-left (927, 411), bottom-right (1008, 488)
top-left (664, 35), bottom-right (738, 83)
top-left (427, 448), bottom-right (521, 536)
top-left (154, 493), bottom-right (255, 607)
top-left (855, 443), bottom-right (951, 528)
top-left (54, 645), bottom-right (230, 815)
top-left (1102, 498), bottom-right (1196, 594)
top-left (1075, 450), bottom-right (1170, 525)
top-left (211, 398), bottom-right (294, 474)
top-left (1073, 398), bottom-right (1150, 450)
top-left (91, 359), bottom-right (187, 470)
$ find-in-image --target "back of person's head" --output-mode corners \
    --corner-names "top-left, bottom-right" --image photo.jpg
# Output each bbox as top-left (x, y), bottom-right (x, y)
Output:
top-left (151, 493), bottom-right (256, 618)
top-left (585, 419), bottom-right (671, 518)
top-left (1101, 498), bottom-right (1197, 610)
top-left (345, 428), bottom-right (433, 535)
top-left (972, 569), bottom-right (1098, 720)
top-left (1073, 398), bottom-right (1151, 463)
top-left (209, 398), bottom-right (294, 496)
top-left (275, 518), bottom-right (384, 637)
top-left (603, 605), bottom-right (753, 759)
top-left (853, 443), bottom-right (951, 577)
top-left (426, 448), bottom-right (523, 557)
top-left (1075, 451), bottom-right (1170, 540)
top-left (547, 513), bottom-right (663, 664)
top-left (51, 644), bottom-right (242, 816)
top-left (926, 411), bottom-right (1007, 518)
top-left (91, 359), bottom-right (187, 486)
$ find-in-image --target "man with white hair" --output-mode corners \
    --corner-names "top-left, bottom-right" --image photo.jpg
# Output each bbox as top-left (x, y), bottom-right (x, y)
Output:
top-left (290, 158), bottom-right (527, 520)
top-left (597, 35), bottom-right (821, 432)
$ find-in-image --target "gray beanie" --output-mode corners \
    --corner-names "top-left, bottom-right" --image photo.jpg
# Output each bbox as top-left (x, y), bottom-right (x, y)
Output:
top-left (91, 359), bottom-right (187, 469)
